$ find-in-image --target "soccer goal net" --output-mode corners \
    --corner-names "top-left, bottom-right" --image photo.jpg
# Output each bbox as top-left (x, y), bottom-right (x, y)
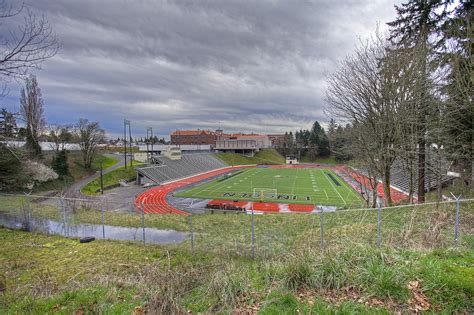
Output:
top-left (253, 188), bottom-right (277, 200)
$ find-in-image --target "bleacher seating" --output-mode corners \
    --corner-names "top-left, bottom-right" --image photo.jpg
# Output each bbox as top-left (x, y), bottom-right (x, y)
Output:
top-left (356, 154), bottom-right (455, 194)
top-left (136, 153), bottom-right (227, 184)
top-left (389, 158), bottom-right (455, 193)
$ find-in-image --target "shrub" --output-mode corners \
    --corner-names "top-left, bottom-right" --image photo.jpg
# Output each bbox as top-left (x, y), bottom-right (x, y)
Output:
top-left (23, 160), bottom-right (58, 189)
top-left (52, 150), bottom-right (69, 177)
top-left (0, 144), bottom-right (29, 190)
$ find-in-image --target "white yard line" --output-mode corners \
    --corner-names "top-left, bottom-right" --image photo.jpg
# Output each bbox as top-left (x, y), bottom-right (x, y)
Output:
top-left (190, 168), bottom-right (251, 197)
top-left (322, 169), bottom-right (346, 205)
top-left (290, 167), bottom-right (299, 195)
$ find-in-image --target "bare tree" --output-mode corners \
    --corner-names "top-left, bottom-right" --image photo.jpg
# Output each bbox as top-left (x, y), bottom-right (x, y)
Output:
top-left (0, 1), bottom-right (59, 84)
top-left (49, 124), bottom-right (72, 152)
top-left (19, 74), bottom-right (45, 156)
top-left (440, 3), bottom-right (473, 188)
top-left (326, 33), bottom-right (427, 206)
top-left (76, 118), bottom-right (105, 169)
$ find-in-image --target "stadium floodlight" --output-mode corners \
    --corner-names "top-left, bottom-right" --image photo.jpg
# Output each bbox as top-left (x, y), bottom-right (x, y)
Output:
top-left (124, 119), bottom-right (132, 168)
top-left (147, 127), bottom-right (153, 162)
top-left (253, 188), bottom-right (277, 202)
top-left (123, 119), bottom-right (128, 168)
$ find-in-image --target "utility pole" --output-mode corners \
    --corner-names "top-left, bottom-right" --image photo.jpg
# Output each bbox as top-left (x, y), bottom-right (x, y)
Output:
top-left (128, 120), bottom-right (133, 167)
top-left (124, 119), bottom-right (132, 168)
top-left (147, 127), bottom-right (153, 162)
top-left (100, 161), bottom-right (104, 195)
top-left (150, 128), bottom-right (154, 153)
top-left (123, 119), bottom-right (127, 169)
top-left (146, 129), bottom-right (149, 161)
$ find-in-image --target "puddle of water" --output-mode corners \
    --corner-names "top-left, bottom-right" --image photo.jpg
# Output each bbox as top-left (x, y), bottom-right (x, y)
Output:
top-left (0, 212), bottom-right (188, 245)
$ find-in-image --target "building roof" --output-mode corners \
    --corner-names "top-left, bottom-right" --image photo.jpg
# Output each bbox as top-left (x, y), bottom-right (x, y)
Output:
top-left (171, 129), bottom-right (214, 136)
top-left (235, 134), bottom-right (268, 139)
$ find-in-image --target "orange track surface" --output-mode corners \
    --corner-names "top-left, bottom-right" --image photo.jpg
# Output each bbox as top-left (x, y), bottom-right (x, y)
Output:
top-left (336, 166), bottom-right (411, 204)
top-left (135, 166), bottom-right (252, 214)
top-left (288, 204), bottom-right (315, 212)
top-left (252, 202), bottom-right (280, 212)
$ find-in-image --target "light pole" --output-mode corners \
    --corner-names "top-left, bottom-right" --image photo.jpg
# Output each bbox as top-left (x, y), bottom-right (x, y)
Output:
top-left (147, 127), bottom-right (153, 162)
top-left (100, 161), bottom-right (104, 195)
top-left (123, 119), bottom-right (127, 169)
top-left (124, 119), bottom-right (132, 168)
top-left (128, 120), bottom-right (133, 167)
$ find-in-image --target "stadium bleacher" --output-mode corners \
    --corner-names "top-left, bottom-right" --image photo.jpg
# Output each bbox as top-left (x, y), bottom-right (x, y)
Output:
top-left (136, 153), bottom-right (227, 184)
top-left (355, 154), bottom-right (455, 195)
top-left (389, 158), bottom-right (455, 193)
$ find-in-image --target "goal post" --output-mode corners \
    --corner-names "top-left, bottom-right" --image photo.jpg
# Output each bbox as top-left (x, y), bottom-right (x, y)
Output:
top-left (252, 188), bottom-right (277, 201)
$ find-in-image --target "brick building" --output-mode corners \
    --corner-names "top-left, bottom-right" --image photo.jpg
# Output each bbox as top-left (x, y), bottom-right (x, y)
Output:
top-left (170, 130), bottom-right (217, 145)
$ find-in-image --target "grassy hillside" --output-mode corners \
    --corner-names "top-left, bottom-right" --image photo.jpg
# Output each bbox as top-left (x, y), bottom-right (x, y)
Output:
top-left (217, 148), bottom-right (285, 165)
top-left (31, 152), bottom-right (119, 193)
top-left (299, 154), bottom-right (338, 164)
top-left (0, 195), bottom-right (473, 313)
top-left (90, 154), bottom-right (119, 170)
top-left (104, 146), bottom-right (140, 153)
top-left (81, 161), bottom-right (143, 196)
top-left (0, 208), bottom-right (472, 313)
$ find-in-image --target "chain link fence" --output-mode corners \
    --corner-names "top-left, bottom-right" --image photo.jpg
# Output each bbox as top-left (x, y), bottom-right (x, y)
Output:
top-left (0, 193), bottom-right (472, 258)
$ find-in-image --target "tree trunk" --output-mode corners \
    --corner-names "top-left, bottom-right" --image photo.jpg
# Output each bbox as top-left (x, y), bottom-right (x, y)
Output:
top-left (383, 164), bottom-right (393, 206)
top-left (370, 170), bottom-right (378, 208)
top-left (408, 163), bottom-right (414, 204)
top-left (371, 183), bottom-right (378, 208)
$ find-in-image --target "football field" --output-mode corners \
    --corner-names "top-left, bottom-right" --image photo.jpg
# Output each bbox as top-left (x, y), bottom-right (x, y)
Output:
top-left (174, 167), bottom-right (364, 207)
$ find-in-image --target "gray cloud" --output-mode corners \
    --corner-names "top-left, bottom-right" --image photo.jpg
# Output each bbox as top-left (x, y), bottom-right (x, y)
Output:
top-left (2, 0), bottom-right (401, 138)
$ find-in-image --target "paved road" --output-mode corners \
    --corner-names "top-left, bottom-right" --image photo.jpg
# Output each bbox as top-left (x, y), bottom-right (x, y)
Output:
top-left (64, 153), bottom-right (127, 199)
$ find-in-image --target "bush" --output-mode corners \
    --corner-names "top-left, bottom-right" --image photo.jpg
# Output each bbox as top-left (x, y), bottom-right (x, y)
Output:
top-left (52, 150), bottom-right (69, 177)
top-left (23, 160), bottom-right (58, 189)
top-left (0, 144), bottom-right (28, 190)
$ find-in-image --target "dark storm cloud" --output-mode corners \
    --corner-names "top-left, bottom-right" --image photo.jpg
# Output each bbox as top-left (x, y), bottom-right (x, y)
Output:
top-left (2, 0), bottom-right (400, 138)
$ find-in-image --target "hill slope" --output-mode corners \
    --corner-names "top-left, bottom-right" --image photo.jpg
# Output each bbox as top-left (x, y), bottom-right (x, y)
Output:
top-left (0, 195), bottom-right (473, 313)
top-left (216, 148), bottom-right (285, 165)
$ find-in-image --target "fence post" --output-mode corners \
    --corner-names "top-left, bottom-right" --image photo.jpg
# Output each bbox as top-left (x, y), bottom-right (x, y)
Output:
top-left (101, 199), bottom-right (105, 240)
top-left (140, 202), bottom-right (146, 245)
top-left (189, 209), bottom-right (194, 252)
top-left (251, 203), bottom-right (255, 259)
top-left (377, 200), bottom-right (382, 248)
top-left (60, 197), bottom-right (67, 236)
top-left (22, 195), bottom-right (32, 232)
top-left (454, 198), bottom-right (461, 246)
top-left (320, 206), bottom-right (324, 252)
top-left (26, 199), bottom-right (32, 231)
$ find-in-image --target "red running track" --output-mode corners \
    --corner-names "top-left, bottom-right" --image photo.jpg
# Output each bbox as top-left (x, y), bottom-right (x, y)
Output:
top-left (135, 166), bottom-right (253, 214)
top-left (335, 165), bottom-right (412, 204)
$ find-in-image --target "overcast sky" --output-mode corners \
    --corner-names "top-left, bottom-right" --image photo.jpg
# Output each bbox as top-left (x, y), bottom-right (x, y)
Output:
top-left (2, 0), bottom-right (401, 139)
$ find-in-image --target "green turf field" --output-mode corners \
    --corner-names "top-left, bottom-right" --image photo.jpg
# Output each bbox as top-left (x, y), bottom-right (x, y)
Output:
top-left (175, 167), bottom-right (365, 207)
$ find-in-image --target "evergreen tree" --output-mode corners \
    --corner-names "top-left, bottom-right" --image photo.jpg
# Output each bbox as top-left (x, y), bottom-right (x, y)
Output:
top-left (332, 125), bottom-right (354, 162)
top-left (387, 0), bottom-right (447, 202)
top-left (52, 149), bottom-right (69, 177)
top-left (440, 2), bottom-right (473, 186)
top-left (0, 144), bottom-right (28, 190)
top-left (318, 133), bottom-right (330, 157)
top-left (0, 108), bottom-right (18, 138)
top-left (308, 132), bottom-right (319, 161)
top-left (17, 127), bottom-right (26, 139)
